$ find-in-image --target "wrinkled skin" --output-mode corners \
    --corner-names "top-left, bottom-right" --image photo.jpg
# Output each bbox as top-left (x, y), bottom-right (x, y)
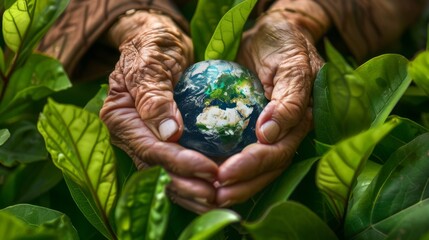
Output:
top-left (100, 10), bottom-right (323, 213)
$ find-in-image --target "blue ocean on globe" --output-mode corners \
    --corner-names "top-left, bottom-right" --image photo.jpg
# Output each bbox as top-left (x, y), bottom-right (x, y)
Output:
top-left (174, 60), bottom-right (268, 158)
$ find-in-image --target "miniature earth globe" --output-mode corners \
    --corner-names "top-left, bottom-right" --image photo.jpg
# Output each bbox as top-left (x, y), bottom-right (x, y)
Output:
top-left (174, 60), bottom-right (268, 158)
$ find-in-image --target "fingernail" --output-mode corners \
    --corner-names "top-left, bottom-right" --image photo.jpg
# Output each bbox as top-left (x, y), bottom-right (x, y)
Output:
top-left (194, 172), bottom-right (215, 182)
top-left (219, 200), bottom-right (232, 208)
top-left (194, 197), bottom-right (209, 205)
top-left (159, 119), bottom-right (178, 141)
top-left (260, 120), bottom-right (280, 143)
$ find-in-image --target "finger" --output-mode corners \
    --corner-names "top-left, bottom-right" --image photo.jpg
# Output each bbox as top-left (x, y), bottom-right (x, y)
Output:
top-left (216, 169), bottom-right (284, 207)
top-left (217, 108), bottom-right (312, 186)
top-left (100, 84), bottom-right (218, 181)
top-left (167, 190), bottom-right (215, 214)
top-left (119, 28), bottom-right (193, 142)
top-left (168, 173), bottom-right (217, 206)
top-left (256, 37), bottom-right (322, 144)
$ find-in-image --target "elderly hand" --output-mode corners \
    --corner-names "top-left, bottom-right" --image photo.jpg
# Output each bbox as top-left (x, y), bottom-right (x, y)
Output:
top-left (100, 11), bottom-right (218, 213)
top-left (215, 2), bottom-right (327, 207)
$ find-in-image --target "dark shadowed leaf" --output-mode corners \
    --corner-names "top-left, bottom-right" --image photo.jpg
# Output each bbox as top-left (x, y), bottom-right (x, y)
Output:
top-left (84, 84), bottom-right (108, 115)
top-left (346, 133), bottom-right (429, 240)
top-left (246, 157), bottom-right (319, 221)
top-left (179, 209), bottom-right (241, 240)
top-left (244, 201), bottom-right (338, 240)
top-left (316, 118), bottom-right (400, 219)
top-left (115, 166), bottom-right (171, 240)
top-left (313, 42), bottom-right (410, 145)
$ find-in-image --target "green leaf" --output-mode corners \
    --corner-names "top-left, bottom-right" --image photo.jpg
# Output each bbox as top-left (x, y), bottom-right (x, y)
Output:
top-left (0, 161), bottom-right (62, 206)
top-left (84, 84), bottom-right (108, 115)
top-left (1, 204), bottom-right (79, 240)
top-left (348, 160), bottom-right (382, 208)
top-left (313, 42), bottom-right (411, 144)
top-left (0, 53), bottom-right (71, 122)
top-left (244, 201), bottom-right (338, 240)
top-left (3, 0), bottom-right (69, 66)
top-left (63, 174), bottom-right (112, 240)
top-left (0, 47), bottom-right (5, 73)
top-left (316, 118), bottom-right (400, 219)
top-left (371, 116), bottom-right (428, 164)
top-left (246, 157), bottom-right (320, 220)
top-left (0, 128), bottom-right (10, 145)
top-left (345, 133), bottom-right (429, 240)
top-left (37, 99), bottom-right (117, 240)
top-left (0, 211), bottom-right (57, 239)
top-left (115, 166), bottom-right (171, 240)
top-left (409, 51), bottom-right (429, 96)
top-left (2, 0), bottom-right (31, 52)
top-left (0, 121), bottom-right (48, 167)
top-left (179, 209), bottom-right (241, 240)
top-left (190, 0), bottom-right (233, 62)
top-left (204, 0), bottom-right (257, 61)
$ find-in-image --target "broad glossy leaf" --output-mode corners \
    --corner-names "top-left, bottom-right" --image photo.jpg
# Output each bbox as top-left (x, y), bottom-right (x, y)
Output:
top-left (190, 0), bottom-right (234, 62)
top-left (2, 0), bottom-right (31, 52)
top-left (37, 99), bottom-right (117, 240)
top-left (179, 209), bottom-right (240, 240)
top-left (313, 42), bottom-right (410, 144)
top-left (247, 157), bottom-right (319, 220)
top-left (345, 133), bottom-right (429, 240)
top-left (244, 201), bottom-right (338, 240)
top-left (205, 0), bottom-right (257, 61)
top-left (348, 160), bottom-right (381, 208)
top-left (316, 118), bottom-right (400, 219)
top-left (0, 53), bottom-right (71, 122)
top-left (84, 84), bottom-right (108, 115)
top-left (3, 0), bottom-right (69, 65)
top-left (408, 51), bottom-right (429, 96)
top-left (0, 121), bottom-right (48, 167)
top-left (115, 166), bottom-right (171, 240)
top-left (0, 211), bottom-right (58, 239)
top-left (371, 116), bottom-right (428, 164)
top-left (0, 128), bottom-right (10, 145)
top-left (1, 204), bottom-right (79, 240)
top-left (0, 161), bottom-right (62, 206)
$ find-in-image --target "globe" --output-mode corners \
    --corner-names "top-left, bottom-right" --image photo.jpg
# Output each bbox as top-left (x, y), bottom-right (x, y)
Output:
top-left (174, 60), bottom-right (268, 158)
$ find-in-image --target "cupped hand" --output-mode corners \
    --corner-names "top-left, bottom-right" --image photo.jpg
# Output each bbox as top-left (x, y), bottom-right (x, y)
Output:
top-left (216, 11), bottom-right (324, 207)
top-left (99, 11), bottom-right (218, 214)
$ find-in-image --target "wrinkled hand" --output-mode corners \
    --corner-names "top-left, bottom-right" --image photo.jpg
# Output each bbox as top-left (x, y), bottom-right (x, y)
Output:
top-left (100, 11), bottom-right (218, 213)
top-left (216, 10), bottom-right (324, 207)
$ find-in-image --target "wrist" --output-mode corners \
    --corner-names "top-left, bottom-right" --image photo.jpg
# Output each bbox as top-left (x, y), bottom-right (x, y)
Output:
top-left (258, 0), bottom-right (331, 44)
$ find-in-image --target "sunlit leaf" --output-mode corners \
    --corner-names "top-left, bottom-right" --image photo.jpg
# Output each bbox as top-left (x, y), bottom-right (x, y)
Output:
top-left (345, 133), bottom-right (429, 240)
top-left (115, 166), bottom-right (171, 240)
top-left (316, 118), bottom-right (400, 219)
top-left (179, 209), bottom-right (241, 240)
top-left (0, 47), bottom-right (5, 73)
top-left (205, 0), bottom-right (257, 61)
top-left (1, 204), bottom-right (79, 240)
top-left (244, 201), bottom-right (338, 240)
top-left (0, 53), bottom-right (71, 122)
top-left (0, 128), bottom-right (10, 146)
top-left (408, 51), bottom-right (429, 96)
top-left (2, 0), bottom-right (31, 52)
top-left (190, 0), bottom-right (234, 62)
top-left (3, 0), bottom-right (69, 65)
top-left (37, 99), bottom-right (117, 240)
top-left (247, 157), bottom-right (319, 221)
top-left (313, 41), bottom-right (411, 145)
top-left (0, 211), bottom-right (57, 239)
